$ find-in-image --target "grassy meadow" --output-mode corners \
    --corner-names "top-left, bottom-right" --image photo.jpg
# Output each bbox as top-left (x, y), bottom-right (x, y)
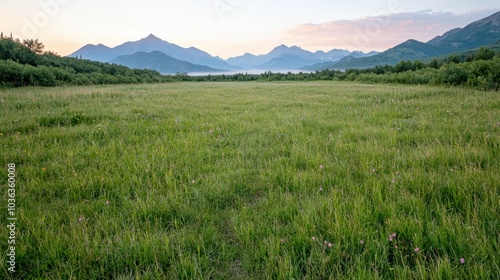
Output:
top-left (0, 82), bottom-right (499, 279)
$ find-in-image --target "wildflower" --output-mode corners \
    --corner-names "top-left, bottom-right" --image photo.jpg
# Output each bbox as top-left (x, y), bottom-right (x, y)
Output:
top-left (312, 236), bottom-right (316, 242)
top-left (78, 215), bottom-right (85, 223)
top-left (105, 200), bottom-right (110, 205)
top-left (460, 258), bottom-right (465, 264)
top-left (319, 187), bottom-right (323, 192)
top-left (320, 165), bottom-right (324, 169)
top-left (391, 179), bottom-right (396, 184)
top-left (372, 168), bottom-right (376, 173)
top-left (42, 168), bottom-right (47, 172)
top-left (389, 233), bottom-right (396, 242)
top-left (192, 180), bottom-right (196, 184)
top-left (414, 247), bottom-right (420, 253)
top-left (328, 243), bottom-right (333, 248)
top-left (360, 240), bottom-right (364, 245)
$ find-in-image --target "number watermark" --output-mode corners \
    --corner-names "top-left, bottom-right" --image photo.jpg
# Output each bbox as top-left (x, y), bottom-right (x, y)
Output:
top-left (6, 163), bottom-right (17, 273)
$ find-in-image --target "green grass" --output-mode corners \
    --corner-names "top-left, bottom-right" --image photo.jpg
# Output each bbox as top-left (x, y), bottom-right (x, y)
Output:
top-left (0, 82), bottom-right (499, 279)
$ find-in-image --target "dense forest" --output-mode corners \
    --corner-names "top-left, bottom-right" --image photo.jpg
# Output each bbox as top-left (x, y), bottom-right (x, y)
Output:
top-left (0, 35), bottom-right (175, 87)
top-left (1, 35), bottom-right (499, 90)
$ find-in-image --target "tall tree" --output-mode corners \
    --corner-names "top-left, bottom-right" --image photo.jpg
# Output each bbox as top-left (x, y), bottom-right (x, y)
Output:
top-left (22, 39), bottom-right (44, 54)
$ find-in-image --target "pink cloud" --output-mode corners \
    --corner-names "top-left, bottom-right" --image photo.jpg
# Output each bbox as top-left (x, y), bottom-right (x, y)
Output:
top-left (399, 20), bottom-right (414, 27)
top-left (282, 10), bottom-right (498, 52)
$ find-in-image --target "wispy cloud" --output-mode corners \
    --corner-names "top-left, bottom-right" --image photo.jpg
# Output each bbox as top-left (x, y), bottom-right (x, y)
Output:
top-left (282, 10), bottom-right (498, 52)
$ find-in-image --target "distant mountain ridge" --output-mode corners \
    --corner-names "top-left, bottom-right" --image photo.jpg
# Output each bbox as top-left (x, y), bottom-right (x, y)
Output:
top-left (69, 35), bottom-right (379, 73)
top-left (307, 39), bottom-right (444, 70)
top-left (309, 11), bottom-right (500, 70)
top-left (69, 34), bottom-right (238, 71)
top-left (68, 11), bottom-right (500, 74)
top-left (427, 11), bottom-right (500, 51)
top-left (110, 51), bottom-right (222, 74)
top-left (74, 43), bottom-right (114, 62)
top-left (426, 28), bottom-right (462, 45)
top-left (227, 45), bottom-right (377, 69)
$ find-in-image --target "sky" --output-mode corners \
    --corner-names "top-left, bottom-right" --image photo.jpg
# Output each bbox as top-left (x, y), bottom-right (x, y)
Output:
top-left (1, 0), bottom-right (499, 59)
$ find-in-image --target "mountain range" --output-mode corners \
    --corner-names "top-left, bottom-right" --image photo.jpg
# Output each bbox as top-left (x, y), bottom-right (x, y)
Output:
top-left (69, 35), bottom-right (379, 74)
top-left (70, 34), bottom-right (238, 73)
top-left (308, 11), bottom-right (500, 70)
top-left (226, 45), bottom-right (378, 70)
top-left (69, 11), bottom-right (500, 74)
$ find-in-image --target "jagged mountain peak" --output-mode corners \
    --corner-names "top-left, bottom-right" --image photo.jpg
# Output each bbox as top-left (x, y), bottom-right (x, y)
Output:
top-left (144, 34), bottom-right (161, 40)
top-left (68, 34), bottom-right (238, 70)
top-left (138, 34), bottom-right (167, 44)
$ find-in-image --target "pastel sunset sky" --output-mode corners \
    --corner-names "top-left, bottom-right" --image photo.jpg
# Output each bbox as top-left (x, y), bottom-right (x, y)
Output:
top-left (1, 0), bottom-right (499, 59)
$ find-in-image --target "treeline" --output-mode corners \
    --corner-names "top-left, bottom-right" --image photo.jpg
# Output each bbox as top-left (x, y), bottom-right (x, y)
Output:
top-left (187, 48), bottom-right (500, 90)
top-left (1, 35), bottom-right (499, 90)
top-left (0, 36), bottom-right (175, 87)
top-left (333, 48), bottom-right (500, 91)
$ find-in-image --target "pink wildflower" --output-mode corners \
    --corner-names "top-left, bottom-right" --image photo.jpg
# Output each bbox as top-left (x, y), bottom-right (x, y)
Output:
top-left (389, 233), bottom-right (396, 242)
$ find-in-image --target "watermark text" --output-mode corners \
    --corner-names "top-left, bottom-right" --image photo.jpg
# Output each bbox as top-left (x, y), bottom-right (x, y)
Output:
top-left (351, 0), bottom-right (401, 49)
top-left (213, 0), bottom-right (244, 21)
top-left (22, 0), bottom-right (71, 38)
top-left (6, 163), bottom-right (17, 273)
